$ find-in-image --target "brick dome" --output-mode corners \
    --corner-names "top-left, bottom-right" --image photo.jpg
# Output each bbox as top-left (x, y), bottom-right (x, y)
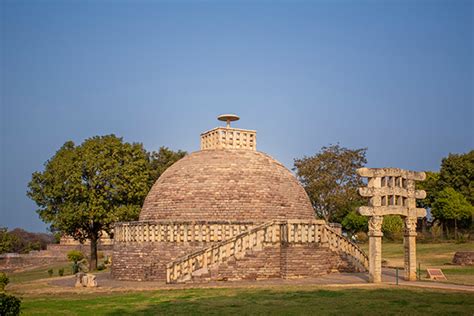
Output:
top-left (139, 149), bottom-right (315, 222)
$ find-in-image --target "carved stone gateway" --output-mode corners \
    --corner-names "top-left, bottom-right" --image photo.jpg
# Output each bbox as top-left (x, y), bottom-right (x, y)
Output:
top-left (357, 168), bottom-right (426, 282)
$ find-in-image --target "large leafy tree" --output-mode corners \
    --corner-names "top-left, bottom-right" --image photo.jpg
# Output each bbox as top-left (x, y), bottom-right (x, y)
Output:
top-left (431, 187), bottom-right (474, 237)
top-left (294, 144), bottom-right (367, 223)
top-left (27, 135), bottom-right (150, 270)
top-left (417, 171), bottom-right (441, 209)
top-left (439, 150), bottom-right (473, 205)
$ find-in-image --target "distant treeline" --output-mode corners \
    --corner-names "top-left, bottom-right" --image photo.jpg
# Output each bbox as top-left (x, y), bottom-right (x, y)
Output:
top-left (0, 227), bottom-right (55, 254)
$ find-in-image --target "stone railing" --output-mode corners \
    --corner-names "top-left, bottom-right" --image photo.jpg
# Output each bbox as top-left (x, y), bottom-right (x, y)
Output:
top-left (283, 220), bottom-right (368, 271)
top-left (166, 220), bottom-right (369, 283)
top-left (166, 221), bottom-right (278, 283)
top-left (322, 224), bottom-right (369, 272)
top-left (114, 221), bottom-right (253, 243)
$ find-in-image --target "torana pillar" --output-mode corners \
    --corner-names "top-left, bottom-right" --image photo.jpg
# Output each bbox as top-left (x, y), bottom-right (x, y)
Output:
top-left (368, 215), bottom-right (383, 283)
top-left (404, 216), bottom-right (418, 281)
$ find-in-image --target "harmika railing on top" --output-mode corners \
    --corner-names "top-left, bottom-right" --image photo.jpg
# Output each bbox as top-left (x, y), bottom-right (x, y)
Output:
top-left (166, 220), bottom-right (369, 284)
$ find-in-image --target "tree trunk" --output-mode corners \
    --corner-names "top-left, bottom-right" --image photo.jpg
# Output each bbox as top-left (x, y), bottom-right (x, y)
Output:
top-left (454, 218), bottom-right (458, 240)
top-left (89, 233), bottom-right (98, 271)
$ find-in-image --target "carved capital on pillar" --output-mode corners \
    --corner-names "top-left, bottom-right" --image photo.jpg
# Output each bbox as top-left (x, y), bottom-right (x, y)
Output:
top-left (368, 216), bottom-right (383, 237)
top-left (404, 216), bottom-right (418, 236)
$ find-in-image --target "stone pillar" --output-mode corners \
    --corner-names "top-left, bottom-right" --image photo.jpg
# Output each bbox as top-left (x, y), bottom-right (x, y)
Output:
top-left (404, 216), bottom-right (417, 281)
top-left (368, 215), bottom-right (383, 283)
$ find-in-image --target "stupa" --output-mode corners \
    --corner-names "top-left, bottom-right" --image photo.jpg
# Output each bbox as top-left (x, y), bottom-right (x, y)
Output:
top-left (112, 115), bottom-right (368, 283)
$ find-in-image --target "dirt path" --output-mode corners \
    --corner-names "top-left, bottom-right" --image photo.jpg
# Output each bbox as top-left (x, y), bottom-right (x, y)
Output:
top-left (8, 268), bottom-right (473, 297)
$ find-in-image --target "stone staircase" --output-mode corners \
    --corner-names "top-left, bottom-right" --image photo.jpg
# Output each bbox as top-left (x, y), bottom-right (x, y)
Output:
top-left (166, 220), bottom-right (368, 284)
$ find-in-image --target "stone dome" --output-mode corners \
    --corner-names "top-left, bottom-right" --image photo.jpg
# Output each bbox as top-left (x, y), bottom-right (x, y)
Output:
top-left (139, 149), bottom-right (315, 222)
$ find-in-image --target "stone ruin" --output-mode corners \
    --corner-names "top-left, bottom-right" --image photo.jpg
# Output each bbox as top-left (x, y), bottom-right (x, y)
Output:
top-left (111, 115), bottom-right (369, 283)
top-left (75, 273), bottom-right (97, 288)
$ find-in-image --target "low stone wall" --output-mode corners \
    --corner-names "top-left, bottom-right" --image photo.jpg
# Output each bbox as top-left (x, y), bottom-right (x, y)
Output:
top-left (0, 252), bottom-right (65, 272)
top-left (0, 244), bottom-right (114, 273)
top-left (46, 244), bottom-right (113, 258)
top-left (453, 251), bottom-right (474, 266)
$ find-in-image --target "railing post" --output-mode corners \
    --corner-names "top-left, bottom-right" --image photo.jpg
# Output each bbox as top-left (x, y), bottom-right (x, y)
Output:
top-left (280, 222), bottom-right (288, 243)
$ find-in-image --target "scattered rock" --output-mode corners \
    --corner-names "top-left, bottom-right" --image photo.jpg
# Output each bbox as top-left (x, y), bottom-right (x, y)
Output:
top-left (75, 272), bottom-right (97, 287)
top-left (452, 251), bottom-right (474, 266)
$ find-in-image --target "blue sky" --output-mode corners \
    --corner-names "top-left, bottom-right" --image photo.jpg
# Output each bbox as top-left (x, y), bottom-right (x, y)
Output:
top-left (1, 0), bottom-right (472, 232)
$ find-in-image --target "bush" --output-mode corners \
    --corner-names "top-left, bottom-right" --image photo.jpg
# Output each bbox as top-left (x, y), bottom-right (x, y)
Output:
top-left (58, 268), bottom-right (64, 276)
top-left (67, 250), bottom-right (84, 263)
top-left (0, 293), bottom-right (21, 316)
top-left (455, 232), bottom-right (470, 244)
top-left (72, 262), bottom-right (79, 274)
top-left (431, 222), bottom-right (443, 240)
top-left (0, 272), bottom-right (9, 291)
top-left (382, 215), bottom-right (404, 241)
top-left (47, 269), bottom-right (53, 277)
top-left (342, 211), bottom-right (368, 236)
top-left (97, 263), bottom-right (105, 271)
top-left (354, 231), bottom-right (368, 243)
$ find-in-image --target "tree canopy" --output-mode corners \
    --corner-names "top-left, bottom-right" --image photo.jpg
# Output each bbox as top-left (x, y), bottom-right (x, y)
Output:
top-left (294, 144), bottom-right (367, 223)
top-left (439, 150), bottom-right (473, 205)
top-left (147, 146), bottom-right (187, 186)
top-left (431, 187), bottom-right (474, 236)
top-left (417, 150), bottom-right (473, 237)
top-left (27, 135), bottom-right (151, 269)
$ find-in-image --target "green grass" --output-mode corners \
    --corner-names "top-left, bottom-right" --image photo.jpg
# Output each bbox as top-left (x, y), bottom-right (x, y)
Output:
top-left (8, 262), bottom-right (109, 284)
top-left (8, 262), bottom-right (72, 284)
top-left (19, 287), bottom-right (474, 315)
top-left (359, 241), bottom-right (474, 285)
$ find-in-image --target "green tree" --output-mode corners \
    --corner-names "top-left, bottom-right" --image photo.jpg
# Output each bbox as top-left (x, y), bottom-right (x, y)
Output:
top-left (417, 171), bottom-right (441, 209)
top-left (27, 135), bottom-right (150, 270)
top-left (147, 147), bottom-right (187, 185)
top-left (0, 228), bottom-right (18, 255)
top-left (439, 150), bottom-right (473, 205)
top-left (382, 215), bottom-right (404, 241)
top-left (341, 211), bottom-right (368, 237)
top-left (431, 187), bottom-right (474, 238)
top-left (294, 144), bottom-right (367, 222)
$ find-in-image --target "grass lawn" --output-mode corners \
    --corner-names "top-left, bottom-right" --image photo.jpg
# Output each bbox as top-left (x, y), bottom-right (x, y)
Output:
top-left (359, 241), bottom-right (474, 285)
top-left (8, 262), bottom-right (110, 284)
top-left (8, 262), bottom-right (72, 284)
top-left (19, 287), bottom-right (474, 315)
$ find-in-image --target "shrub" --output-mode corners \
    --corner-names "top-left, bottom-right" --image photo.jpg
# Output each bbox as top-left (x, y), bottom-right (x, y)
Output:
top-left (58, 268), bottom-right (64, 276)
top-left (67, 250), bottom-right (84, 264)
top-left (354, 231), bottom-right (368, 243)
top-left (0, 273), bottom-right (9, 291)
top-left (0, 293), bottom-right (21, 316)
top-left (47, 269), bottom-right (53, 277)
top-left (97, 263), bottom-right (105, 271)
top-left (455, 232), bottom-right (470, 244)
top-left (72, 262), bottom-right (79, 274)
top-left (431, 222), bottom-right (443, 240)
top-left (382, 215), bottom-right (404, 241)
top-left (342, 211), bottom-right (368, 236)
